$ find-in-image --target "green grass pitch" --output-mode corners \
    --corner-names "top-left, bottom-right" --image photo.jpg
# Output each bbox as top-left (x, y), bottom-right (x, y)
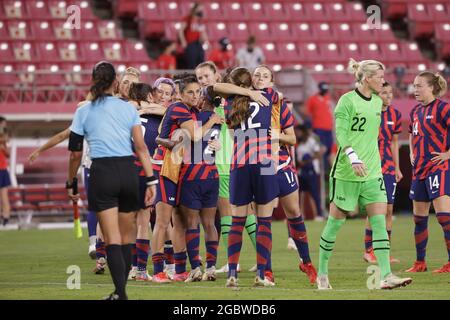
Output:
top-left (0, 215), bottom-right (449, 300)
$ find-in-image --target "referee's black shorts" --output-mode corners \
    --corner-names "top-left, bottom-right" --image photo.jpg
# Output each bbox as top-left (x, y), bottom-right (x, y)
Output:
top-left (88, 156), bottom-right (140, 213)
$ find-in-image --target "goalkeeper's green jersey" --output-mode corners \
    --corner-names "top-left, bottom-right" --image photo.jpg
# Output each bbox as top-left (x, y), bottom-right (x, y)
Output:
top-left (330, 89), bottom-right (383, 182)
top-left (215, 106), bottom-right (232, 176)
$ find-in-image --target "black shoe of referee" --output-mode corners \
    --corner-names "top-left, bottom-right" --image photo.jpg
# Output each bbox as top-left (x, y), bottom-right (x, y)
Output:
top-left (103, 292), bottom-right (127, 300)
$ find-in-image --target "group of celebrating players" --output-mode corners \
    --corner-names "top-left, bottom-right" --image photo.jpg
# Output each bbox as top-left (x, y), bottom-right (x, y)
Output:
top-left (28, 57), bottom-right (450, 300)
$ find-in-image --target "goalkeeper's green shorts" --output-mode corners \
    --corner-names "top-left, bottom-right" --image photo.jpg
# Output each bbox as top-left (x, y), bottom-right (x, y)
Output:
top-left (329, 177), bottom-right (387, 212)
top-left (219, 174), bottom-right (230, 199)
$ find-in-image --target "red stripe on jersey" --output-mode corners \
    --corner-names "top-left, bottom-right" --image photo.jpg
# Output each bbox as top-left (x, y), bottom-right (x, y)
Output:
top-left (187, 164), bottom-right (202, 181)
top-left (200, 166), bottom-right (211, 180)
top-left (159, 174), bottom-right (167, 203)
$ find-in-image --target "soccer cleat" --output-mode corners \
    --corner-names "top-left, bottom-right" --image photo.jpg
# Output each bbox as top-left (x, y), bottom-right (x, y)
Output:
top-left (185, 267), bottom-right (203, 283)
top-left (201, 266), bottom-right (217, 281)
top-left (103, 292), bottom-right (120, 300)
top-left (128, 266), bottom-right (137, 280)
top-left (172, 272), bottom-right (189, 282)
top-left (248, 264), bottom-right (257, 272)
top-left (93, 257), bottom-right (107, 274)
top-left (316, 274), bottom-right (332, 290)
top-left (226, 276), bottom-right (238, 288)
top-left (432, 262), bottom-right (450, 273)
top-left (152, 272), bottom-right (171, 283)
top-left (380, 273), bottom-right (412, 290)
top-left (264, 271), bottom-right (275, 284)
top-left (135, 270), bottom-right (152, 282)
top-left (405, 261), bottom-right (427, 273)
top-left (299, 262), bottom-right (318, 284)
top-left (88, 244), bottom-right (96, 260)
top-left (287, 237), bottom-right (297, 250)
top-left (216, 263), bottom-right (241, 274)
top-left (363, 249), bottom-right (377, 264)
top-left (253, 276), bottom-right (275, 287)
top-left (164, 263), bottom-right (175, 280)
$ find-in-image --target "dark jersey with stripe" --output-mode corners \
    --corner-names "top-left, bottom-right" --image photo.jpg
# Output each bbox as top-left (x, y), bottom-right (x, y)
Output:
top-left (409, 99), bottom-right (450, 180)
top-left (135, 114), bottom-right (164, 176)
top-left (228, 88), bottom-right (277, 170)
top-left (378, 106), bottom-right (402, 175)
top-left (153, 102), bottom-right (194, 164)
top-left (179, 110), bottom-right (220, 181)
top-left (277, 99), bottom-right (296, 171)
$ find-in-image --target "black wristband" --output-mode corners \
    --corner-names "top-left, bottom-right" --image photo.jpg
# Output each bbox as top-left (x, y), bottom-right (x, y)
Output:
top-left (65, 177), bottom-right (78, 189)
top-left (146, 176), bottom-right (158, 186)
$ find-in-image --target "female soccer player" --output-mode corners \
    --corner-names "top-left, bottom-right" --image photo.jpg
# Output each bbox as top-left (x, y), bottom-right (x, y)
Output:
top-left (363, 82), bottom-right (402, 264)
top-left (177, 84), bottom-right (222, 282)
top-left (67, 61), bottom-right (157, 300)
top-left (252, 65), bottom-right (317, 285)
top-left (317, 59), bottom-right (412, 290)
top-left (217, 67), bottom-right (278, 287)
top-left (150, 75), bottom-right (223, 283)
top-left (0, 117), bottom-right (11, 227)
top-left (406, 71), bottom-right (450, 273)
top-left (195, 61), bottom-right (258, 274)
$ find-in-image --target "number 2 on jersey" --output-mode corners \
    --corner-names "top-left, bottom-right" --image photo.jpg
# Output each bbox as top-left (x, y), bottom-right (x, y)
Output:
top-left (240, 102), bottom-right (261, 131)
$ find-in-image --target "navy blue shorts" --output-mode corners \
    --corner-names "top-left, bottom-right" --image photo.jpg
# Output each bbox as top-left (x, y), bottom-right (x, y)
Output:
top-left (178, 179), bottom-right (219, 210)
top-left (409, 170), bottom-right (450, 202)
top-left (277, 167), bottom-right (299, 198)
top-left (383, 174), bottom-right (397, 204)
top-left (154, 169), bottom-right (177, 207)
top-left (0, 169), bottom-right (11, 188)
top-left (230, 164), bottom-right (279, 206)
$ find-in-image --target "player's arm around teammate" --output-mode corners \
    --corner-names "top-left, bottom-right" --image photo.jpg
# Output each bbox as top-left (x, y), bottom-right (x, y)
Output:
top-left (406, 72), bottom-right (450, 273)
top-left (67, 62), bottom-right (156, 300)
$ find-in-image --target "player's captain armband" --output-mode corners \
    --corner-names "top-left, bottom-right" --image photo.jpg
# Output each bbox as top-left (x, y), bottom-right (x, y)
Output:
top-left (345, 147), bottom-right (362, 165)
top-left (68, 131), bottom-right (84, 152)
top-left (160, 147), bottom-right (183, 184)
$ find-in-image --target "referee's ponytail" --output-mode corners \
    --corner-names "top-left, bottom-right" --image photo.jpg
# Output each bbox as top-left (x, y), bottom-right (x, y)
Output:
top-left (90, 61), bottom-right (116, 104)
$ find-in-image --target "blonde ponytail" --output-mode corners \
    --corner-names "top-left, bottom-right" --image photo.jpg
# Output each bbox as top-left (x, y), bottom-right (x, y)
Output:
top-left (348, 58), bottom-right (385, 83)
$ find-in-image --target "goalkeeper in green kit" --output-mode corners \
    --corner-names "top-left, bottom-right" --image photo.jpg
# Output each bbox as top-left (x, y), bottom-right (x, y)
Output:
top-left (317, 59), bottom-right (413, 290)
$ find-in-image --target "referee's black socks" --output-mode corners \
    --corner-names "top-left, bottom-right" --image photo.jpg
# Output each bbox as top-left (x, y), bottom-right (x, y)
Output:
top-left (105, 244), bottom-right (128, 300)
top-left (121, 243), bottom-right (133, 283)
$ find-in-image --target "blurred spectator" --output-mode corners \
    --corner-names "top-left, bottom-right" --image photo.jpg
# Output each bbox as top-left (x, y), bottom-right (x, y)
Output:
top-left (207, 37), bottom-right (235, 70)
top-left (236, 36), bottom-right (265, 70)
top-left (295, 124), bottom-right (324, 221)
top-left (157, 40), bottom-right (177, 70)
top-left (0, 116), bottom-right (11, 227)
top-left (304, 81), bottom-right (334, 172)
top-left (179, 2), bottom-right (208, 69)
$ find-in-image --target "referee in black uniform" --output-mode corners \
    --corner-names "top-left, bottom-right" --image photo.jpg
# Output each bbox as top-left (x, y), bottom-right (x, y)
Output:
top-left (67, 61), bottom-right (157, 300)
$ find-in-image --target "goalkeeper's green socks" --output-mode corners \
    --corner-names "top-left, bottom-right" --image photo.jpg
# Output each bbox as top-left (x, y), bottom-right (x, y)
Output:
top-left (220, 216), bottom-right (232, 250)
top-left (318, 216), bottom-right (346, 275)
top-left (369, 214), bottom-right (391, 278)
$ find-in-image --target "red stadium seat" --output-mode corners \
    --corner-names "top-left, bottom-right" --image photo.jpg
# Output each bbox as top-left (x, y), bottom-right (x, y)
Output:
top-left (123, 41), bottom-right (152, 62)
top-left (228, 22), bottom-right (250, 42)
top-left (0, 21), bottom-right (9, 40)
top-left (97, 21), bottom-right (119, 40)
top-left (268, 22), bottom-right (292, 41)
top-left (0, 42), bottom-right (14, 62)
top-left (51, 20), bottom-right (75, 40)
top-left (137, 1), bottom-right (164, 21)
top-left (102, 41), bottom-right (128, 62)
top-left (434, 23), bottom-right (450, 41)
top-left (248, 22), bottom-right (271, 42)
top-left (47, 0), bottom-right (69, 20)
top-left (36, 42), bottom-right (60, 63)
top-left (221, 2), bottom-right (247, 21)
top-left (139, 21), bottom-right (164, 39)
top-left (241, 3), bottom-right (266, 21)
top-left (383, 1), bottom-right (407, 20)
top-left (296, 42), bottom-right (321, 63)
top-left (31, 21), bottom-right (54, 41)
top-left (80, 41), bottom-right (103, 62)
top-left (3, 0), bottom-right (25, 19)
top-left (407, 3), bottom-right (431, 21)
top-left (7, 21), bottom-right (31, 40)
top-left (276, 42), bottom-right (300, 62)
top-left (372, 23), bottom-right (398, 42)
top-left (426, 3), bottom-right (449, 22)
top-left (77, 20), bottom-right (101, 40)
top-left (115, 0), bottom-right (138, 18)
top-left (332, 23), bottom-right (354, 41)
top-left (262, 2), bottom-right (291, 21)
top-left (203, 2), bottom-right (223, 21)
top-left (345, 2), bottom-right (367, 22)
top-left (318, 43), bottom-right (342, 63)
top-left (311, 23), bottom-right (334, 41)
top-left (160, 1), bottom-right (191, 21)
top-left (291, 23), bottom-right (317, 42)
top-left (207, 22), bottom-right (228, 42)
top-left (26, 0), bottom-right (52, 20)
top-left (164, 22), bottom-right (180, 41)
top-left (322, 3), bottom-right (352, 22)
